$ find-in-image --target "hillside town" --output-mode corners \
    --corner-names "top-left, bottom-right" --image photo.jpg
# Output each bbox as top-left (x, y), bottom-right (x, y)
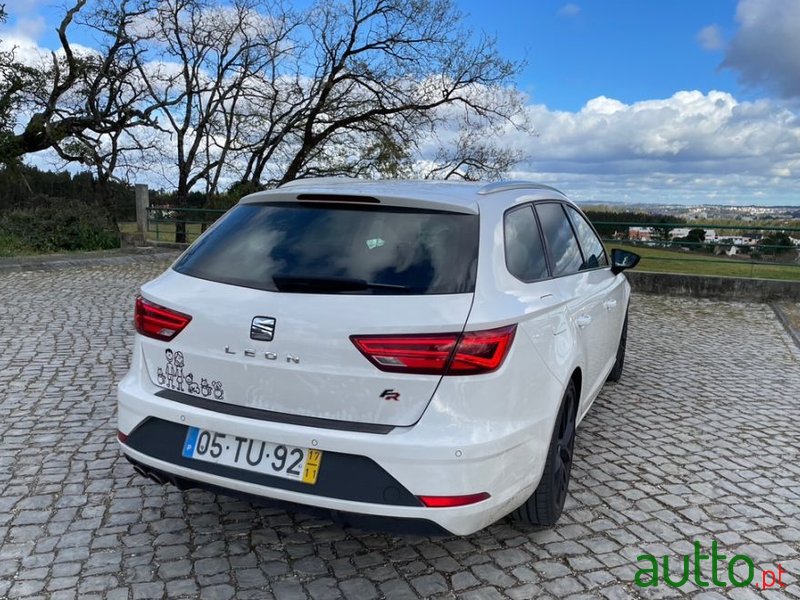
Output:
top-left (584, 201), bottom-right (800, 222)
top-left (626, 226), bottom-right (800, 248)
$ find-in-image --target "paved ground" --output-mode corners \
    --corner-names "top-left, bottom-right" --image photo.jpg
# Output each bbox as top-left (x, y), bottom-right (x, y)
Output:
top-left (1, 261), bottom-right (799, 600)
top-left (0, 247), bottom-right (179, 272)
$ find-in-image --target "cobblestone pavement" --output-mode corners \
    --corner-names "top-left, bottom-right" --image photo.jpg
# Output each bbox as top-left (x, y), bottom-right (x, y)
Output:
top-left (1, 261), bottom-right (799, 600)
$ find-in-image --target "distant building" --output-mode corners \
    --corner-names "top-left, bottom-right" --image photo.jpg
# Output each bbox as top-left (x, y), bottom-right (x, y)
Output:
top-left (669, 227), bottom-right (691, 239)
top-left (628, 227), bottom-right (653, 241)
top-left (741, 234), bottom-right (761, 246)
top-left (670, 227), bottom-right (716, 242)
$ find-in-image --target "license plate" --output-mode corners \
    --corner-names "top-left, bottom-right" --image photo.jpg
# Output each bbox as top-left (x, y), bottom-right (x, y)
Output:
top-left (181, 427), bottom-right (322, 485)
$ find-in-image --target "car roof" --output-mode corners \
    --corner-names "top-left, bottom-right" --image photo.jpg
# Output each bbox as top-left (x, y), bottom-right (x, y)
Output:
top-left (240, 178), bottom-right (571, 214)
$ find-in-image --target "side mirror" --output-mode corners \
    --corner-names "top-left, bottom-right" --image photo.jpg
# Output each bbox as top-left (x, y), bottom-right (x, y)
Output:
top-left (611, 248), bottom-right (641, 275)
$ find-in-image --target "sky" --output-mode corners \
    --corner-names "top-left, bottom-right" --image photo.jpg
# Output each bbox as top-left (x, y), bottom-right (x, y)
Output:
top-left (459, 1), bottom-right (743, 111)
top-left (452, 0), bottom-right (800, 206)
top-left (2, 0), bottom-right (800, 206)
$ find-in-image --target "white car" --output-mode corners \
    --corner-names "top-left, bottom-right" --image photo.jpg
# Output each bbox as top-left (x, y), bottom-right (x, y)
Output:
top-left (117, 179), bottom-right (639, 535)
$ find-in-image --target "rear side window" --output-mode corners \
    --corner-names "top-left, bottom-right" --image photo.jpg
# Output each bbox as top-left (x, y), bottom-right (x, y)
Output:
top-left (504, 206), bottom-right (549, 281)
top-left (566, 206), bottom-right (609, 269)
top-left (174, 203), bottom-right (479, 294)
top-left (535, 202), bottom-right (583, 276)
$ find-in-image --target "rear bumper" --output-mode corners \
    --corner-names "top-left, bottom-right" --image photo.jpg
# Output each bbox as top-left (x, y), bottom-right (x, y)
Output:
top-left (122, 417), bottom-right (421, 506)
top-left (117, 372), bottom-right (553, 535)
top-left (124, 455), bottom-right (448, 535)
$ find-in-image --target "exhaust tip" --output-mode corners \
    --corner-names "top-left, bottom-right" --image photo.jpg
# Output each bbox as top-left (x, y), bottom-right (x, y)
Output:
top-left (131, 462), bottom-right (169, 486)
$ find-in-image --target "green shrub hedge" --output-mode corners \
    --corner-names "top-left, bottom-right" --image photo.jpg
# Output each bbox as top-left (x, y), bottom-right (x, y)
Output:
top-left (0, 195), bottom-right (120, 255)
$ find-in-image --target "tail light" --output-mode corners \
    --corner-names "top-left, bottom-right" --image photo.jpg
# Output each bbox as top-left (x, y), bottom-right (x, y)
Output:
top-left (134, 295), bottom-right (192, 341)
top-left (350, 325), bottom-right (516, 375)
top-left (418, 492), bottom-right (491, 507)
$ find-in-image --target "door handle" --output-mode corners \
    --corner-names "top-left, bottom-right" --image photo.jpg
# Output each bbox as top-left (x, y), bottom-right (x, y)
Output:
top-left (576, 314), bottom-right (592, 328)
top-left (603, 299), bottom-right (618, 311)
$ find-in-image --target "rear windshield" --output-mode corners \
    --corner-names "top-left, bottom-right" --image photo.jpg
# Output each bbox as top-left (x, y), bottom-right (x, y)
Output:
top-left (173, 202), bottom-right (479, 294)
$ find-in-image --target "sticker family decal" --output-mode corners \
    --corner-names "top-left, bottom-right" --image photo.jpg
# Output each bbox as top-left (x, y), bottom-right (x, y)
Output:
top-left (157, 349), bottom-right (224, 400)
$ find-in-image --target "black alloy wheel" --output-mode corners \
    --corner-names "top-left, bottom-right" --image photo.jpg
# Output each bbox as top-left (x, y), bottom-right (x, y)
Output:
top-left (512, 380), bottom-right (578, 526)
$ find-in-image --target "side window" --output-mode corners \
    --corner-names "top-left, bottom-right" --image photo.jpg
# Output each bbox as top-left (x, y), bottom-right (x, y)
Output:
top-left (535, 202), bottom-right (584, 276)
top-left (567, 206), bottom-right (609, 269)
top-left (504, 206), bottom-right (549, 282)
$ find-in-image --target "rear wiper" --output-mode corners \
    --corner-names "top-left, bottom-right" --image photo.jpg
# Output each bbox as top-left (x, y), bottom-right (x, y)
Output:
top-left (272, 275), bottom-right (413, 293)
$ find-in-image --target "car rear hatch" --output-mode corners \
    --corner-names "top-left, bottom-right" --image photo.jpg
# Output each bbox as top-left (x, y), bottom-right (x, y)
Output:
top-left (137, 194), bottom-right (480, 428)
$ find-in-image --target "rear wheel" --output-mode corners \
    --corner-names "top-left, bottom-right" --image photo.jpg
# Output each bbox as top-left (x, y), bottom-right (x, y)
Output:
top-left (513, 380), bottom-right (577, 526)
top-left (607, 311), bottom-right (628, 383)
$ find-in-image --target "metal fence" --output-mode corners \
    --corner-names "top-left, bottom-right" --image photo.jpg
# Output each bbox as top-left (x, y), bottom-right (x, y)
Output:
top-left (146, 207), bottom-right (228, 244)
top-left (595, 222), bottom-right (800, 280)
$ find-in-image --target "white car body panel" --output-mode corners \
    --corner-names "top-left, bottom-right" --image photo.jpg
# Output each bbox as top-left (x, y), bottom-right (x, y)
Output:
top-left (139, 270), bottom-right (474, 427)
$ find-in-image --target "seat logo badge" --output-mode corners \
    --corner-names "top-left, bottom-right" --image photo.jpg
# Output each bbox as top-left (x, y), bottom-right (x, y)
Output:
top-left (380, 389), bottom-right (400, 401)
top-left (250, 316), bottom-right (276, 341)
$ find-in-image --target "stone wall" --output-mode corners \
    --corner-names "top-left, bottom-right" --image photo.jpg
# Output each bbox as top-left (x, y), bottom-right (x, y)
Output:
top-left (626, 270), bottom-right (800, 302)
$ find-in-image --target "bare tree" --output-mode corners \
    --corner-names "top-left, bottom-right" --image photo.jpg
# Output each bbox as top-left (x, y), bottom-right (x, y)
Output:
top-left (50, 2), bottom-right (168, 190)
top-left (425, 131), bottom-right (524, 181)
top-left (0, 1), bottom-right (158, 168)
top-left (2, 0), bottom-right (530, 201)
top-left (0, 7), bottom-right (38, 170)
top-left (422, 93), bottom-right (533, 181)
top-left (236, 0), bottom-right (528, 187)
top-left (130, 0), bottom-right (297, 202)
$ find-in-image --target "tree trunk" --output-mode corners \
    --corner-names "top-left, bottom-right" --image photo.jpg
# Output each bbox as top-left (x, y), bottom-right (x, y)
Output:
top-left (95, 179), bottom-right (122, 248)
top-left (174, 187), bottom-right (188, 244)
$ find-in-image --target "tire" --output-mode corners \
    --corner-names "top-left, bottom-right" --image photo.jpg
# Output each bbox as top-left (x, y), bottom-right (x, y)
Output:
top-left (513, 380), bottom-right (577, 526)
top-left (606, 310), bottom-right (628, 383)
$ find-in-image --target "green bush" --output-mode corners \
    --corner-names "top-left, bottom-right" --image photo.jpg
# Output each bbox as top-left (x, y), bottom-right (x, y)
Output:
top-left (0, 195), bottom-right (120, 254)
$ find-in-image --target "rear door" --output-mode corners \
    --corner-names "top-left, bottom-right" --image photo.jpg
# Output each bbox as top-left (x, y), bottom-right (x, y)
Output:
top-left (503, 203), bottom-right (569, 374)
top-left (139, 200), bottom-right (480, 428)
top-left (564, 205), bottom-right (626, 375)
top-left (535, 202), bottom-right (609, 409)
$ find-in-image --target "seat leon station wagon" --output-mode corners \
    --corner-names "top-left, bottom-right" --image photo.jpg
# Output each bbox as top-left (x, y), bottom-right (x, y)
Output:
top-left (117, 179), bottom-right (640, 535)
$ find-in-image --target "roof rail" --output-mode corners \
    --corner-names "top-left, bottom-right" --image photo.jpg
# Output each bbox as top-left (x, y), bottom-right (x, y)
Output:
top-left (477, 180), bottom-right (564, 196)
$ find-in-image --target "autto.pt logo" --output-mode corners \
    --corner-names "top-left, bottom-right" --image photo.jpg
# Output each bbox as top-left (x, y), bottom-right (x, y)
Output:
top-left (635, 541), bottom-right (787, 591)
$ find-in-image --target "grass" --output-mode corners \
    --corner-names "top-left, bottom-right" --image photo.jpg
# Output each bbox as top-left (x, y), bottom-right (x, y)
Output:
top-left (611, 244), bottom-right (800, 281)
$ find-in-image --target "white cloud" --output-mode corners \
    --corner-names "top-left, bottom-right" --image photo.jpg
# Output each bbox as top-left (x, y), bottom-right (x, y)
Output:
top-left (557, 4), bottom-right (581, 18)
top-left (697, 24), bottom-right (723, 51)
top-left (0, 31), bottom-right (49, 66)
top-left (1, 0), bottom-right (47, 47)
top-left (723, 0), bottom-right (800, 98)
top-left (495, 91), bottom-right (800, 205)
top-left (0, 32), bottom-right (97, 69)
